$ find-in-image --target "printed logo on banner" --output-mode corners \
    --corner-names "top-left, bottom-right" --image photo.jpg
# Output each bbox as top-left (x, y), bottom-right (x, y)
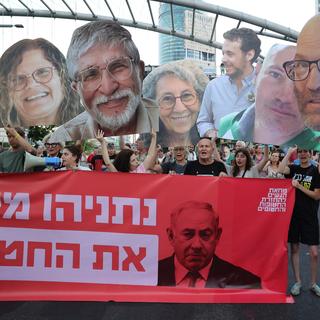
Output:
top-left (0, 228), bottom-right (158, 286)
top-left (257, 188), bottom-right (288, 213)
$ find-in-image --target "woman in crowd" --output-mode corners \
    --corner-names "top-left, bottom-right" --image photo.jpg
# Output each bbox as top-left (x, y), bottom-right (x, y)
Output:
top-left (142, 60), bottom-right (208, 147)
top-left (97, 129), bottom-right (157, 173)
top-left (0, 38), bottom-right (82, 127)
top-left (231, 145), bottom-right (269, 178)
top-left (262, 149), bottom-right (284, 178)
top-left (58, 145), bottom-right (91, 171)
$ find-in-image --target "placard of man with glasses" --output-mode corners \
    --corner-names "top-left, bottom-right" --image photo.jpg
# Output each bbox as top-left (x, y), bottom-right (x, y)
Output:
top-left (283, 15), bottom-right (320, 136)
top-left (49, 20), bottom-right (159, 142)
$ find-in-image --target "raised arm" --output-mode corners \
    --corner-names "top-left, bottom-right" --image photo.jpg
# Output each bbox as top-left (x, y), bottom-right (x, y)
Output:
top-left (256, 145), bottom-right (270, 172)
top-left (5, 126), bottom-right (36, 155)
top-left (143, 129), bottom-right (157, 171)
top-left (278, 146), bottom-right (297, 175)
top-left (95, 130), bottom-right (117, 172)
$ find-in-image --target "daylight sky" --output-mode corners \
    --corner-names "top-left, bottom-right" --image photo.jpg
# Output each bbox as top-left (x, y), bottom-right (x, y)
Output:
top-left (0, 0), bottom-right (317, 65)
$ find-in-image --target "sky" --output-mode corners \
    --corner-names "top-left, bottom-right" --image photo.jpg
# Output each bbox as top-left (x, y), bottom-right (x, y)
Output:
top-left (0, 0), bottom-right (317, 66)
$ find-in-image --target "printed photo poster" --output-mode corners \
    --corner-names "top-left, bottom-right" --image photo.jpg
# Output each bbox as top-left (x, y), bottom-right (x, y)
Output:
top-left (141, 60), bottom-right (208, 148)
top-left (0, 38), bottom-right (82, 128)
top-left (214, 16), bottom-right (320, 151)
top-left (0, 21), bottom-right (160, 140)
top-left (0, 171), bottom-right (295, 303)
top-left (216, 43), bottom-right (320, 151)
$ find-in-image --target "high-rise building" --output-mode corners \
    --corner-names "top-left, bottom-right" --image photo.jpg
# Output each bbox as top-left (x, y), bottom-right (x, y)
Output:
top-left (159, 3), bottom-right (216, 76)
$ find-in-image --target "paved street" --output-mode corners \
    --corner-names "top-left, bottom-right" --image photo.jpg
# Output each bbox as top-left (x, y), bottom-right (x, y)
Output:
top-left (1, 245), bottom-right (319, 320)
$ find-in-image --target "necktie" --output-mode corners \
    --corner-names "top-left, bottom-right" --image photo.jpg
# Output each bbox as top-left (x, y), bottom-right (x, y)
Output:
top-left (188, 271), bottom-right (201, 287)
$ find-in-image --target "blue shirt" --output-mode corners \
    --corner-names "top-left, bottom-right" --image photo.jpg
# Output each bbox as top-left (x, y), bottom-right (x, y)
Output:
top-left (197, 70), bottom-right (256, 136)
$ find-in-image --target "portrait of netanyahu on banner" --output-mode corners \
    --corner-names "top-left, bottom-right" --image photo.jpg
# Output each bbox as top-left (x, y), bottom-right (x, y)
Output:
top-left (158, 201), bottom-right (261, 288)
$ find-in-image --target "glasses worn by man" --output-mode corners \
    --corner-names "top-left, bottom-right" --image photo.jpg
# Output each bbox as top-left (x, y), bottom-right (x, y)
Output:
top-left (283, 59), bottom-right (320, 81)
top-left (75, 57), bottom-right (134, 91)
top-left (47, 20), bottom-right (159, 143)
top-left (283, 15), bottom-right (320, 133)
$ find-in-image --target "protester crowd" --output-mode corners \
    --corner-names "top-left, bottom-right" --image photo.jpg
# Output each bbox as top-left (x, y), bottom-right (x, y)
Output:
top-left (1, 14), bottom-right (320, 300)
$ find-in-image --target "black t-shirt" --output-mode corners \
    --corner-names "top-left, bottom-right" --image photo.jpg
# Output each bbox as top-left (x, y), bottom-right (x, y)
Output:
top-left (161, 161), bottom-right (186, 174)
top-left (286, 164), bottom-right (320, 219)
top-left (184, 160), bottom-right (227, 176)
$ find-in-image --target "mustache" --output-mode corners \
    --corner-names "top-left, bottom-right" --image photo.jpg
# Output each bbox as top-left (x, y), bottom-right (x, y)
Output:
top-left (92, 89), bottom-right (134, 106)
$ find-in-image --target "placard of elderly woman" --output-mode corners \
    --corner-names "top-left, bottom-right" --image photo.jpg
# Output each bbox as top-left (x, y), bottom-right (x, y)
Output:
top-left (142, 60), bottom-right (208, 147)
top-left (0, 38), bottom-right (82, 127)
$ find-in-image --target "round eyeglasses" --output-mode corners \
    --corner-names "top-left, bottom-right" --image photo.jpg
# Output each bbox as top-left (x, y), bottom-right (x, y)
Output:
top-left (8, 67), bottom-right (56, 91)
top-left (158, 92), bottom-right (197, 110)
top-left (283, 59), bottom-right (320, 81)
top-left (75, 56), bottom-right (134, 91)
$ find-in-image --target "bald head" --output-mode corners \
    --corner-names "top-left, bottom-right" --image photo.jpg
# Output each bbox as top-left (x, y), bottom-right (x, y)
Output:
top-left (293, 15), bottom-right (320, 130)
top-left (296, 15), bottom-right (320, 61)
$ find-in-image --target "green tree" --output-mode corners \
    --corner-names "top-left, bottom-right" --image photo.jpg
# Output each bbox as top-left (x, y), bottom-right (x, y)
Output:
top-left (27, 126), bottom-right (55, 144)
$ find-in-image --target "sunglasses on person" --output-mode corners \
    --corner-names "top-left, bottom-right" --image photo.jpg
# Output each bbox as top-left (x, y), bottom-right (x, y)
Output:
top-left (45, 143), bottom-right (59, 148)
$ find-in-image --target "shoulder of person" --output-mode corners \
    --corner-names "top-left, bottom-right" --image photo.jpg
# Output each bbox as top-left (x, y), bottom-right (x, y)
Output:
top-left (50, 111), bottom-right (90, 142)
top-left (218, 111), bottom-right (243, 138)
top-left (142, 97), bottom-right (158, 110)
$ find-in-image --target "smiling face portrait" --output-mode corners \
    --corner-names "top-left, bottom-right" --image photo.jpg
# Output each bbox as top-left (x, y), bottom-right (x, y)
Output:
top-left (156, 75), bottom-right (199, 136)
top-left (9, 49), bottom-right (63, 126)
top-left (0, 38), bottom-right (81, 127)
top-left (73, 44), bottom-right (143, 134)
top-left (254, 45), bottom-right (304, 144)
top-left (143, 60), bottom-right (208, 147)
top-left (222, 28), bottom-right (261, 80)
top-left (222, 39), bottom-right (252, 79)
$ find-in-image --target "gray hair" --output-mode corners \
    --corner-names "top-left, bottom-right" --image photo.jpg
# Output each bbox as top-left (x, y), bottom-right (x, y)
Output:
top-left (142, 60), bottom-right (208, 102)
top-left (256, 44), bottom-right (295, 86)
top-left (67, 20), bottom-right (141, 79)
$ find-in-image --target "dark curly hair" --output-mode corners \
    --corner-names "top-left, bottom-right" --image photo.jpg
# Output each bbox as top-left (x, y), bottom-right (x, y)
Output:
top-left (232, 147), bottom-right (253, 177)
top-left (223, 28), bottom-right (261, 63)
top-left (64, 145), bottom-right (82, 163)
top-left (113, 149), bottom-right (135, 172)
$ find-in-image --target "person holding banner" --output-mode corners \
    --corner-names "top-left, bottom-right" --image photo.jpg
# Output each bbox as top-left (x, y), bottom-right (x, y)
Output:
top-left (0, 38), bottom-right (81, 127)
top-left (184, 137), bottom-right (227, 176)
top-left (278, 147), bottom-right (320, 296)
top-left (142, 60), bottom-right (208, 148)
top-left (0, 126), bottom-right (36, 173)
top-left (158, 201), bottom-right (261, 288)
top-left (197, 28), bottom-right (261, 138)
top-left (49, 20), bottom-right (159, 141)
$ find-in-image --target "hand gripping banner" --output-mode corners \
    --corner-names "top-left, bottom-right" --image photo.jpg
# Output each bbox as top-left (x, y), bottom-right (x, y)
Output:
top-left (0, 171), bottom-right (294, 303)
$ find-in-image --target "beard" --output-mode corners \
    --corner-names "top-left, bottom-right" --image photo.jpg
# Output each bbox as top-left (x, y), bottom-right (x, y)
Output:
top-left (88, 88), bottom-right (141, 132)
top-left (295, 86), bottom-right (320, 131)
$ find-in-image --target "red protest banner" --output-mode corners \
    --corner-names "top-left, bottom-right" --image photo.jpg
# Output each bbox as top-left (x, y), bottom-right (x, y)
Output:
top-left (0, 171), bottom-right (294, 303)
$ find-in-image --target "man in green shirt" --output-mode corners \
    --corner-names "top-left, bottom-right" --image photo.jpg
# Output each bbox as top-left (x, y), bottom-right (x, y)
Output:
top-left (0, 126), bottom-right (36, 173)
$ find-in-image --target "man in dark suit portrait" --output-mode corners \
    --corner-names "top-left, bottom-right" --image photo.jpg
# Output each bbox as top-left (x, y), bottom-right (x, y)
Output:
top-left (158, 201), bottom-right (261, 288)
